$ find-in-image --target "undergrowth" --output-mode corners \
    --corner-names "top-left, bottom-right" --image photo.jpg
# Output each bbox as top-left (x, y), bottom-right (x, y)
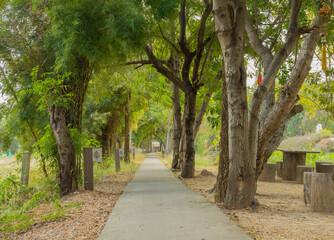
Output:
top-left (0, 152), bottom-right (145, 237)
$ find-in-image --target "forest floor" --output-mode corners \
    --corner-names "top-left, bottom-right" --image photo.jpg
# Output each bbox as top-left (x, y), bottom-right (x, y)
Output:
top-left (160, 158), bottom-right (334, 240)
top-left (1, 157), bottom-right (144, 240)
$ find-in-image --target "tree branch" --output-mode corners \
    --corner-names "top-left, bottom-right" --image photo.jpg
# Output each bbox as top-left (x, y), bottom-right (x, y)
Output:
top-left (179, 0), bottom-right (190, 55)
top-left (191, 1), bottom-right (213, 86)
top-left (245, 11), bottom-right (269, 58)
top-left (144, 45), bottom-right (187, 92)
top-left (257, 104), bottom-right (304, 177)
top-left (158, 24), bottom-right (182, 54)
top-left (257, 13), bottom-right (330, 166)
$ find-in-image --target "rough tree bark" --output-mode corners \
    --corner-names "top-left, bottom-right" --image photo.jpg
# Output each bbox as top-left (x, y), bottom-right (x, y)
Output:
top-left (124, 91), bottom-right (131, 162)
top-left (213, 0), bottom-right (256, 209)
top-left (49, 106), bottom-right (77, 196)
top-left (181, 89), bottom-right (197, 178)
top-left (213, 0), bottom-right (331, 209)
top-left (215, 67), bottom-right (229, 203)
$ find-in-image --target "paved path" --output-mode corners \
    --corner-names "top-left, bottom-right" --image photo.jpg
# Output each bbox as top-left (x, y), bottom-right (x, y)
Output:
top-left (98, 154), bottom-right (251, 240)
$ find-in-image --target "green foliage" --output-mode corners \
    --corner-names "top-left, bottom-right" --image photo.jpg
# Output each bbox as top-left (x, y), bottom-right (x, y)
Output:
top-left (145, 0), bottom-right (180, 20)
top-left (49, 0), bottom-right (148, 71)
top-left (0, 174), bottom-right (21, 205)
top-left (303, 70), bottom-right (334, 120)
top-left (34, 125), bottom-right (100, 174)
top-left (267, 151), bottom-right (283, 164)
top-left (31, 66), bottom-right (73, 110)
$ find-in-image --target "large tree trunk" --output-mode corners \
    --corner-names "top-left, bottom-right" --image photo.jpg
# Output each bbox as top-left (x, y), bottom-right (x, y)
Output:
top-left (215, 68), bottom-right (229, 203)
top-left (172, 84), bottom-right (182, 169)
top-left (181, 89), bottom-right (197, 178)
top-left (124, 92), bottom-right (131, 162)
top-left (49, 106), bottom-right (77, 196)
top-left (214, 0), bottom-right (256, 209)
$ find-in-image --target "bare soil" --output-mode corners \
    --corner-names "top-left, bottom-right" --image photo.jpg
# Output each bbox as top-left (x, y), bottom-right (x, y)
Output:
top-left (1, 171), bottom-right (135, 240)
top-left (174, 167), bottom-right (334, 240)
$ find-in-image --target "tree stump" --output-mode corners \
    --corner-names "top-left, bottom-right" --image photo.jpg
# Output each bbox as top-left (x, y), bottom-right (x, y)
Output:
top-left (258, 163), bottom-right (276, 182)
top-left (311, 173), bottom-right (334, 212)
top-left (315, 161), bottom-right (333, 172)
top-left (303, 172), bottom-right (313, 206)
top-left (282, 152), bottom-right (306, 181)
top-left (297, 166), bottom-right (314, 184)
top-left (276, 161), bottom-right (283, 178)
top-left (317, 164), bottom-right (334, 173)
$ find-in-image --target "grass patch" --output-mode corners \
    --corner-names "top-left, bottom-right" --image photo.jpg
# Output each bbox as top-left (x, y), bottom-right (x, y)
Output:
top-left (0, 152), bottom-right (146, 237)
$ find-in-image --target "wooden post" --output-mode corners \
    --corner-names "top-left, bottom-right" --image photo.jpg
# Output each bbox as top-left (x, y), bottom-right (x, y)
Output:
top-left (303, 172), bottom-right (313, 206)
top-left (115, 149), bottom-right (120, 172)
top-left (21, 151), bottom-right (31, 185)
top-left (132, 148), bottom-right (135, 160)
top-left (282, 152), bottom-right (306, 181)
top-left (311, 173), bottom-right (334, 212)
top-left (258, 163), bottom-right (276, 182)
top-left (276, 161), bottom-right (283, 178)
top-left (83, 148), bottom-right (94, 190)
top-left (317, 163), bottom-right (334, 173)
top-left (315, 161), bottom-right (332, 172)
top-left (296, 166), bottom-right (314, 184)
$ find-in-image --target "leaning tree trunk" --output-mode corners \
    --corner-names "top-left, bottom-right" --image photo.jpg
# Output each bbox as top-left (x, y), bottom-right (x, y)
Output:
top-left (124, 92), bottom-right (131, 162)
top-left (49, 105), bottom-right (77, 196)
top-left (172, 84), bottom-right (182, 169)
top-left (213, 0), bottom-right (256, 209)
top-left (215, 68), bottom-right (229, 203)
top-left (181, 89), bottom-right (197, 178)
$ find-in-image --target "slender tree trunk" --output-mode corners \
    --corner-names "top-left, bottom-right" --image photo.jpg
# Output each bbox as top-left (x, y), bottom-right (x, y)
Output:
top-left (215, 67), bottom-right (229, 203)
top-left (172, 84), bottom-right (182, 169)
top-left (181, 89), bottom-right (197, 178)
top-left (124, 92), bottom-right (131, 162)
top-left (165, 123), bottom-right (173, 155)
top-left (214, 0), bottom-right (256, 209)
top-left (49, 105), bottom-right (77, 196)
top-left (194, 91), bottom-right (212, 138)
top-left (117, 136), bottom-right (122, 149)
top-left (178, 100), bottom-right (187, 169)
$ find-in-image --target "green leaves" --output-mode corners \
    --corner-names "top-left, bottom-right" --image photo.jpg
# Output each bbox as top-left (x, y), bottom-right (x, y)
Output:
top-left (50, 0), bottom-right (149, 71)
top-left (30, 66), bottom-right (73, 111)
top-left (144, 0), bottom-right (180, 20)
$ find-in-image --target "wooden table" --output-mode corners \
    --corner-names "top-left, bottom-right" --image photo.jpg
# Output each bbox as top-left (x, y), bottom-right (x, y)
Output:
top-left (276, 149), bottom-right (320, 181)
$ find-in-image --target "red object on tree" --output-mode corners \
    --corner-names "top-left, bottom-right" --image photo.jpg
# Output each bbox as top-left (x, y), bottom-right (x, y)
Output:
top-left (257, 75), bottom-right (263, 85)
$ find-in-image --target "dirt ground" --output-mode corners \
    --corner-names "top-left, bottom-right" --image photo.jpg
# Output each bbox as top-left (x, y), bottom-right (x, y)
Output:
top-left (1, 170), bottom-right (135, 240)
top-left (2, 156), bottom-right (334, 239)
top-left (175, 167), bottom-right (334, 240)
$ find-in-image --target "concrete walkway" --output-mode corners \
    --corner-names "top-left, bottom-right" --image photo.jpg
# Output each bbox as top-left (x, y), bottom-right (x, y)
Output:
top-left (98, 153), bottom-right (251, 240)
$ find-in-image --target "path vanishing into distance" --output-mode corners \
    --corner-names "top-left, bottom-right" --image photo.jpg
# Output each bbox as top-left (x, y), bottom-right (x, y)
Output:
top-left (98, 153), bottom-right (251, 240)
